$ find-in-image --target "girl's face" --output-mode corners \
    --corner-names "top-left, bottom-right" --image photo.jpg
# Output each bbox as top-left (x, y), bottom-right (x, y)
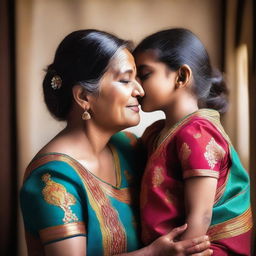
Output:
top-left (89, 48), bottom-right (144, 131)
top-left (135, 50), bottom-right (178, 112)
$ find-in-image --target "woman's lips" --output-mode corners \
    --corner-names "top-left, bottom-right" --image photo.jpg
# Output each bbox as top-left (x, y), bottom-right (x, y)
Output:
top-left (127, 105), bottom-right (140, 113)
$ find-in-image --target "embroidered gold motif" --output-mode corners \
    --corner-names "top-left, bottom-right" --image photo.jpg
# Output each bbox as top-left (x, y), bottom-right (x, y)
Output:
top-left (164, 189), bottom-right (175, 204)
top-left (179, 143), bottom-right (191, 168)
top-left (152, 166), bottom-right (164, 187)
top-left (204, 138), bottom-right (225, 169)
top-left (41, 173), bottom-right (78, 224)
top-left (193, 133), bottom-right (202, 139)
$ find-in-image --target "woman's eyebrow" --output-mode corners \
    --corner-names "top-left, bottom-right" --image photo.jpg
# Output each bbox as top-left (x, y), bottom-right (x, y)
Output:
top-left (112, 69), bottom-right (134, 79)
top-left (115, 69), bottom-right (134, 76)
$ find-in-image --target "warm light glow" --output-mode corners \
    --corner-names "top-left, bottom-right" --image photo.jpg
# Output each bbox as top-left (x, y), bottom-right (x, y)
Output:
top-left (236, 44), bottom-right (249, 170)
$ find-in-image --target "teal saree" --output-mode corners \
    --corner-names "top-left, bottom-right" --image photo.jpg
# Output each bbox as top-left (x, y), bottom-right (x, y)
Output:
top-left (20, 132), bottom-right (142, 256)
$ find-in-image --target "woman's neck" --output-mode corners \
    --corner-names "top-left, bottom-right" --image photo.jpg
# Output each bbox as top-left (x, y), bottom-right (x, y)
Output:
top-left (63, 121), bottom-right (114, 156)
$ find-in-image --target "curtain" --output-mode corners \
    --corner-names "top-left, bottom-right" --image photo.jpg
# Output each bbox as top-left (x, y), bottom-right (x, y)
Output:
top-left (0, 0), bottom-right (18, 255)
top-left (223, 0), bottom-right (255, 253)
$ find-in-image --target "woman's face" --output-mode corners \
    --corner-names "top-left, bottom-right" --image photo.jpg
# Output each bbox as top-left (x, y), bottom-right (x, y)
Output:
top-left (89, 48), bottom-right (144, 131)
top-left (135, 50), bottom-right (178, 112)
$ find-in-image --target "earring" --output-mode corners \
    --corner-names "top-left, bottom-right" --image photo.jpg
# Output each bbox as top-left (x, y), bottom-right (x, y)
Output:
top-left (82, 110), bottom-right (91, 120)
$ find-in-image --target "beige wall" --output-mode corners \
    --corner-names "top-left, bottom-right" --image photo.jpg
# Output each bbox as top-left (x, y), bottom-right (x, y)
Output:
top-left (16, 0), bottom-right (223, 255)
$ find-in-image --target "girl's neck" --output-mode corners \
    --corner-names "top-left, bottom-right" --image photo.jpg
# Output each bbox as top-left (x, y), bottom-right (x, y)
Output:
top-left (163, 93), bottom-right (198, 129)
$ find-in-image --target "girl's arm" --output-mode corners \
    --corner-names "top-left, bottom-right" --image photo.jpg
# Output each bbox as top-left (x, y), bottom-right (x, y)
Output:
top-left (180, 176), bottom-right (217, 240)
top-left (44, 224), bottom-right (213, 256)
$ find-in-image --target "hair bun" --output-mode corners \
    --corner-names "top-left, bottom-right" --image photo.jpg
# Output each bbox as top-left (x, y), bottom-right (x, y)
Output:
top-left (205, 69), bottom-right (229, 114)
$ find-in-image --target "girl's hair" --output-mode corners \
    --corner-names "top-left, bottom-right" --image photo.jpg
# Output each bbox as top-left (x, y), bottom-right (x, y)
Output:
top-left (43, 29), bottom-right (131, 121)
top-left (134, 28), bottom-right (228, 113)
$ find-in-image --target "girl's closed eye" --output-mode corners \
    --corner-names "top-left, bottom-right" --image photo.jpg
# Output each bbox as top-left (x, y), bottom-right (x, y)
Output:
top-left (137, 72), bottom-right (151, 81)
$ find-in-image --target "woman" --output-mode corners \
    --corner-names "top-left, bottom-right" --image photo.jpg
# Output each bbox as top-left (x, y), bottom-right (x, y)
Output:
top-left (20, 29), bottom-right (212, 256)
top-left (134, 28), bottom-right (252, 255)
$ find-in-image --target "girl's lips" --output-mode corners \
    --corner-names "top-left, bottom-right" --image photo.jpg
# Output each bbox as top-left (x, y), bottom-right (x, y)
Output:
top-left (127, 105), bottom-right (140, 113)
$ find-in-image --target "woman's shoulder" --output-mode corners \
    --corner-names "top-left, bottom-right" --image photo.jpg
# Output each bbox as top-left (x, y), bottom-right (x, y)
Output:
top-left (22, 153), bottom-right (84, 186)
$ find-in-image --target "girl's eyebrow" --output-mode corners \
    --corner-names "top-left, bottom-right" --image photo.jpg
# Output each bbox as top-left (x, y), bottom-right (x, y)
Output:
top-left (137, 65), bottom-right (149, 72)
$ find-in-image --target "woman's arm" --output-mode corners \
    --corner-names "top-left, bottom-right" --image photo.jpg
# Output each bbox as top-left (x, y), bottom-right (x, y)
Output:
top-left (43, 225), bottom-right (212, 256)
top-left (180, 176), bottom-right (217, 240)
top-left (44, 236), bottom-right (86, 256)
top-left (117, 224), bottom-right (212, 256)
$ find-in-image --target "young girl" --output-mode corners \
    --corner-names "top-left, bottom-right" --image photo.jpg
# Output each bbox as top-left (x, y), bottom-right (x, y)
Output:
top-left (134, 28), bottom-right (252, 255)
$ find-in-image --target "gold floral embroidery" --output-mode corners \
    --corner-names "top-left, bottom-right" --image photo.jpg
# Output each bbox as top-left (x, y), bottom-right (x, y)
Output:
top-left (204, 138), bottom-right (225, 169)
top-left (193, 133), bottom-right (202, 139)
top-left (179, 143), bottom-right (191, 168)
top-left (164, 189), bottom-right (175, 204)
top-left (41, 173), bottom-right (78, 224)
top-left (152, 166), bottom-right (164, 187)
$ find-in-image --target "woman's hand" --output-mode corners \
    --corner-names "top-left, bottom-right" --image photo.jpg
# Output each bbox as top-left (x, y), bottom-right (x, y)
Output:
top-left (147, 224), bottom-right (212, 256)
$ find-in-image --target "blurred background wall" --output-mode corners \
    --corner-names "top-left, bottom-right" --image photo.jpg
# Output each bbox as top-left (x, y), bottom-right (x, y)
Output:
top-left (0, 0), bottom-right (255, 255)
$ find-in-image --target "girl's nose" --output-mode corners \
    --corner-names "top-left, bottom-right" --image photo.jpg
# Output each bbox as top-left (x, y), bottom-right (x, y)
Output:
top-left (132, 80), bottom-right (145, 97)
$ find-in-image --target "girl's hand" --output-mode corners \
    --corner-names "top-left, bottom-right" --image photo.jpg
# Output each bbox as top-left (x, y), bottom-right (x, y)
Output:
top-left (147, 224), bottom-right (212, 256)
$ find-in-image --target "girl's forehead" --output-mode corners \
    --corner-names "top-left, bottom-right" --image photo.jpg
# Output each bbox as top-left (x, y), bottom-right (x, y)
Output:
top-left (135, 49), bottom-right (159, 62)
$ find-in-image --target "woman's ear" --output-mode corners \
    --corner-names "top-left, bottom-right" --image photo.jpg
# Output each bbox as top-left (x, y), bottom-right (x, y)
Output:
top-left (72, 85), bottom-right (90, 110)
top-left (175, 64), bottom-right (192, 89)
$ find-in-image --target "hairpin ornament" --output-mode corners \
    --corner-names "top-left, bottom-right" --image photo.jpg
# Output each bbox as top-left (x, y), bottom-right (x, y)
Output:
top-left (51, 75), bottom-right (62, 90)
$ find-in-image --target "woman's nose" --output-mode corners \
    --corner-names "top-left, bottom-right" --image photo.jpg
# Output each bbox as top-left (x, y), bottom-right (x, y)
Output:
top-left (132, 80), bottom-right (145, 97)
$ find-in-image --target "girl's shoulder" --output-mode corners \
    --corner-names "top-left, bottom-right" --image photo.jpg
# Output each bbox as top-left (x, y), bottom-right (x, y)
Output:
top-left (177, 113), bottom-right (230, 145)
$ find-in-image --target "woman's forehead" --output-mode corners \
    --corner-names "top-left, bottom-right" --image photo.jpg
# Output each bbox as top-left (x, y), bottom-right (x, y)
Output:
top-left (110, 48), bottom-right (136, 74)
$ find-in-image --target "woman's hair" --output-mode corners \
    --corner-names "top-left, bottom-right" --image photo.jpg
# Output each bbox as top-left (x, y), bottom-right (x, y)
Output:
top-left (134, 28), bottom-right (228, 113)
top-left (43, 29), bottom-right (131, 121)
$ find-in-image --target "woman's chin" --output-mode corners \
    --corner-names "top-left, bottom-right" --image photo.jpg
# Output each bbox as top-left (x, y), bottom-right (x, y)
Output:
top-left (126, 116), bottom-right (140, 128)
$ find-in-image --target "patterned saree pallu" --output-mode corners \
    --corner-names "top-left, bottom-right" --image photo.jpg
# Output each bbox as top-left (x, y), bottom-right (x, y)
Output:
top-left (20, 132), bottom-right (141, 256)
top-left (140, 109), bottom-right (252, 256)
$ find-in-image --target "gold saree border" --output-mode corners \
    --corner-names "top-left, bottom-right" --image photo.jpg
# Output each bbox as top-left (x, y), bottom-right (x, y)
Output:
top-left (24, 153), bottom-right (128, 256)
top-left (39, 221), bottom-right (86, 244)
top-left (109, 144), bottom-right (121, 188)
top-left (24, 153), bottom-right (132, 204)
top-left (183, 169), bottom-right (219, 179)
top-left (207, 207), bottom-right (253, 241)
top-left (155, 109), bottom-right (229, 152)
top-left (71, 158), bottom-right (127, 255)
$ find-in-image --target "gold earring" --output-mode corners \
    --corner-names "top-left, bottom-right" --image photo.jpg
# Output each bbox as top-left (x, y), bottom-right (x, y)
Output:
top-left (82, 110), bottom-right (91, 120)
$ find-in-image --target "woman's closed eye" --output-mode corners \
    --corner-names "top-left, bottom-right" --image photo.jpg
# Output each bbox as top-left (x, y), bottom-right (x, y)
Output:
top-left (119, 79), bottom-right (131, 84)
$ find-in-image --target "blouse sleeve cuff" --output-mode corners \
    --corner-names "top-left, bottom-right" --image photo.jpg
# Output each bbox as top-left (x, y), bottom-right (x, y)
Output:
top-left (39, 221), bottom-right (86, 244)
top-left (183, 169), bottom-right (219, 179)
